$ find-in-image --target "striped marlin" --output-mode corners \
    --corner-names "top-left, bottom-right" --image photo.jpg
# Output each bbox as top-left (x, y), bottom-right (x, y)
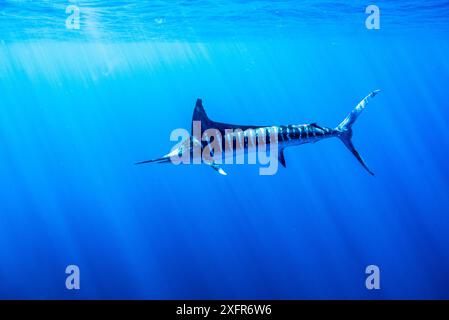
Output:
top-left (136, 90), bottom-right (380, 175)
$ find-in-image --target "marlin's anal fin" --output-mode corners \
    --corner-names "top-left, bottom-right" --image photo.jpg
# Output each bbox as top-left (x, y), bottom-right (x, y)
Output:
top-left (209, 162), bottom-right (228, 176)
top-left (279, 149), bottom-right (286, 168)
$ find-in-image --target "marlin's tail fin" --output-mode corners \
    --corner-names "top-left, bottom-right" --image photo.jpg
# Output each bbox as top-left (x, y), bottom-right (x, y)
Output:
top-left (135, 156), bottom-right (171, 165)
top-left (336, 90), bottom-right (380, 176)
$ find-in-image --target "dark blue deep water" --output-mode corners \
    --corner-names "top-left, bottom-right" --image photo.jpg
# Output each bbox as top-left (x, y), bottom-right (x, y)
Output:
top-left (1, 1), bottom-right (449, 299)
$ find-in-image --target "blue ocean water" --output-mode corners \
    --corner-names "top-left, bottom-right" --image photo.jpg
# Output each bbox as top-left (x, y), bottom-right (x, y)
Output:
top-left (0, 0), bottom-right (449, 299)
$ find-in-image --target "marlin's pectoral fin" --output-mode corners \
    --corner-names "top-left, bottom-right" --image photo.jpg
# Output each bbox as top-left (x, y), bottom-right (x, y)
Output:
top-left (208, 162), bottom-right (228, 176)
top-left (279, 149), bottom-right (286, 168)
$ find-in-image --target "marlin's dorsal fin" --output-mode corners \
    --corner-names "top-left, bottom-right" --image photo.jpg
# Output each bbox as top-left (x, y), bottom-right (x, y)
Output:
top-left (192, 99), bottom-right (210, 123)
top-left (192, 99), bottom-right (213, 134)
top-left (192, 99), bottom-right (264, 135)
top-left (310, 123), bottom-right (325, 130)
